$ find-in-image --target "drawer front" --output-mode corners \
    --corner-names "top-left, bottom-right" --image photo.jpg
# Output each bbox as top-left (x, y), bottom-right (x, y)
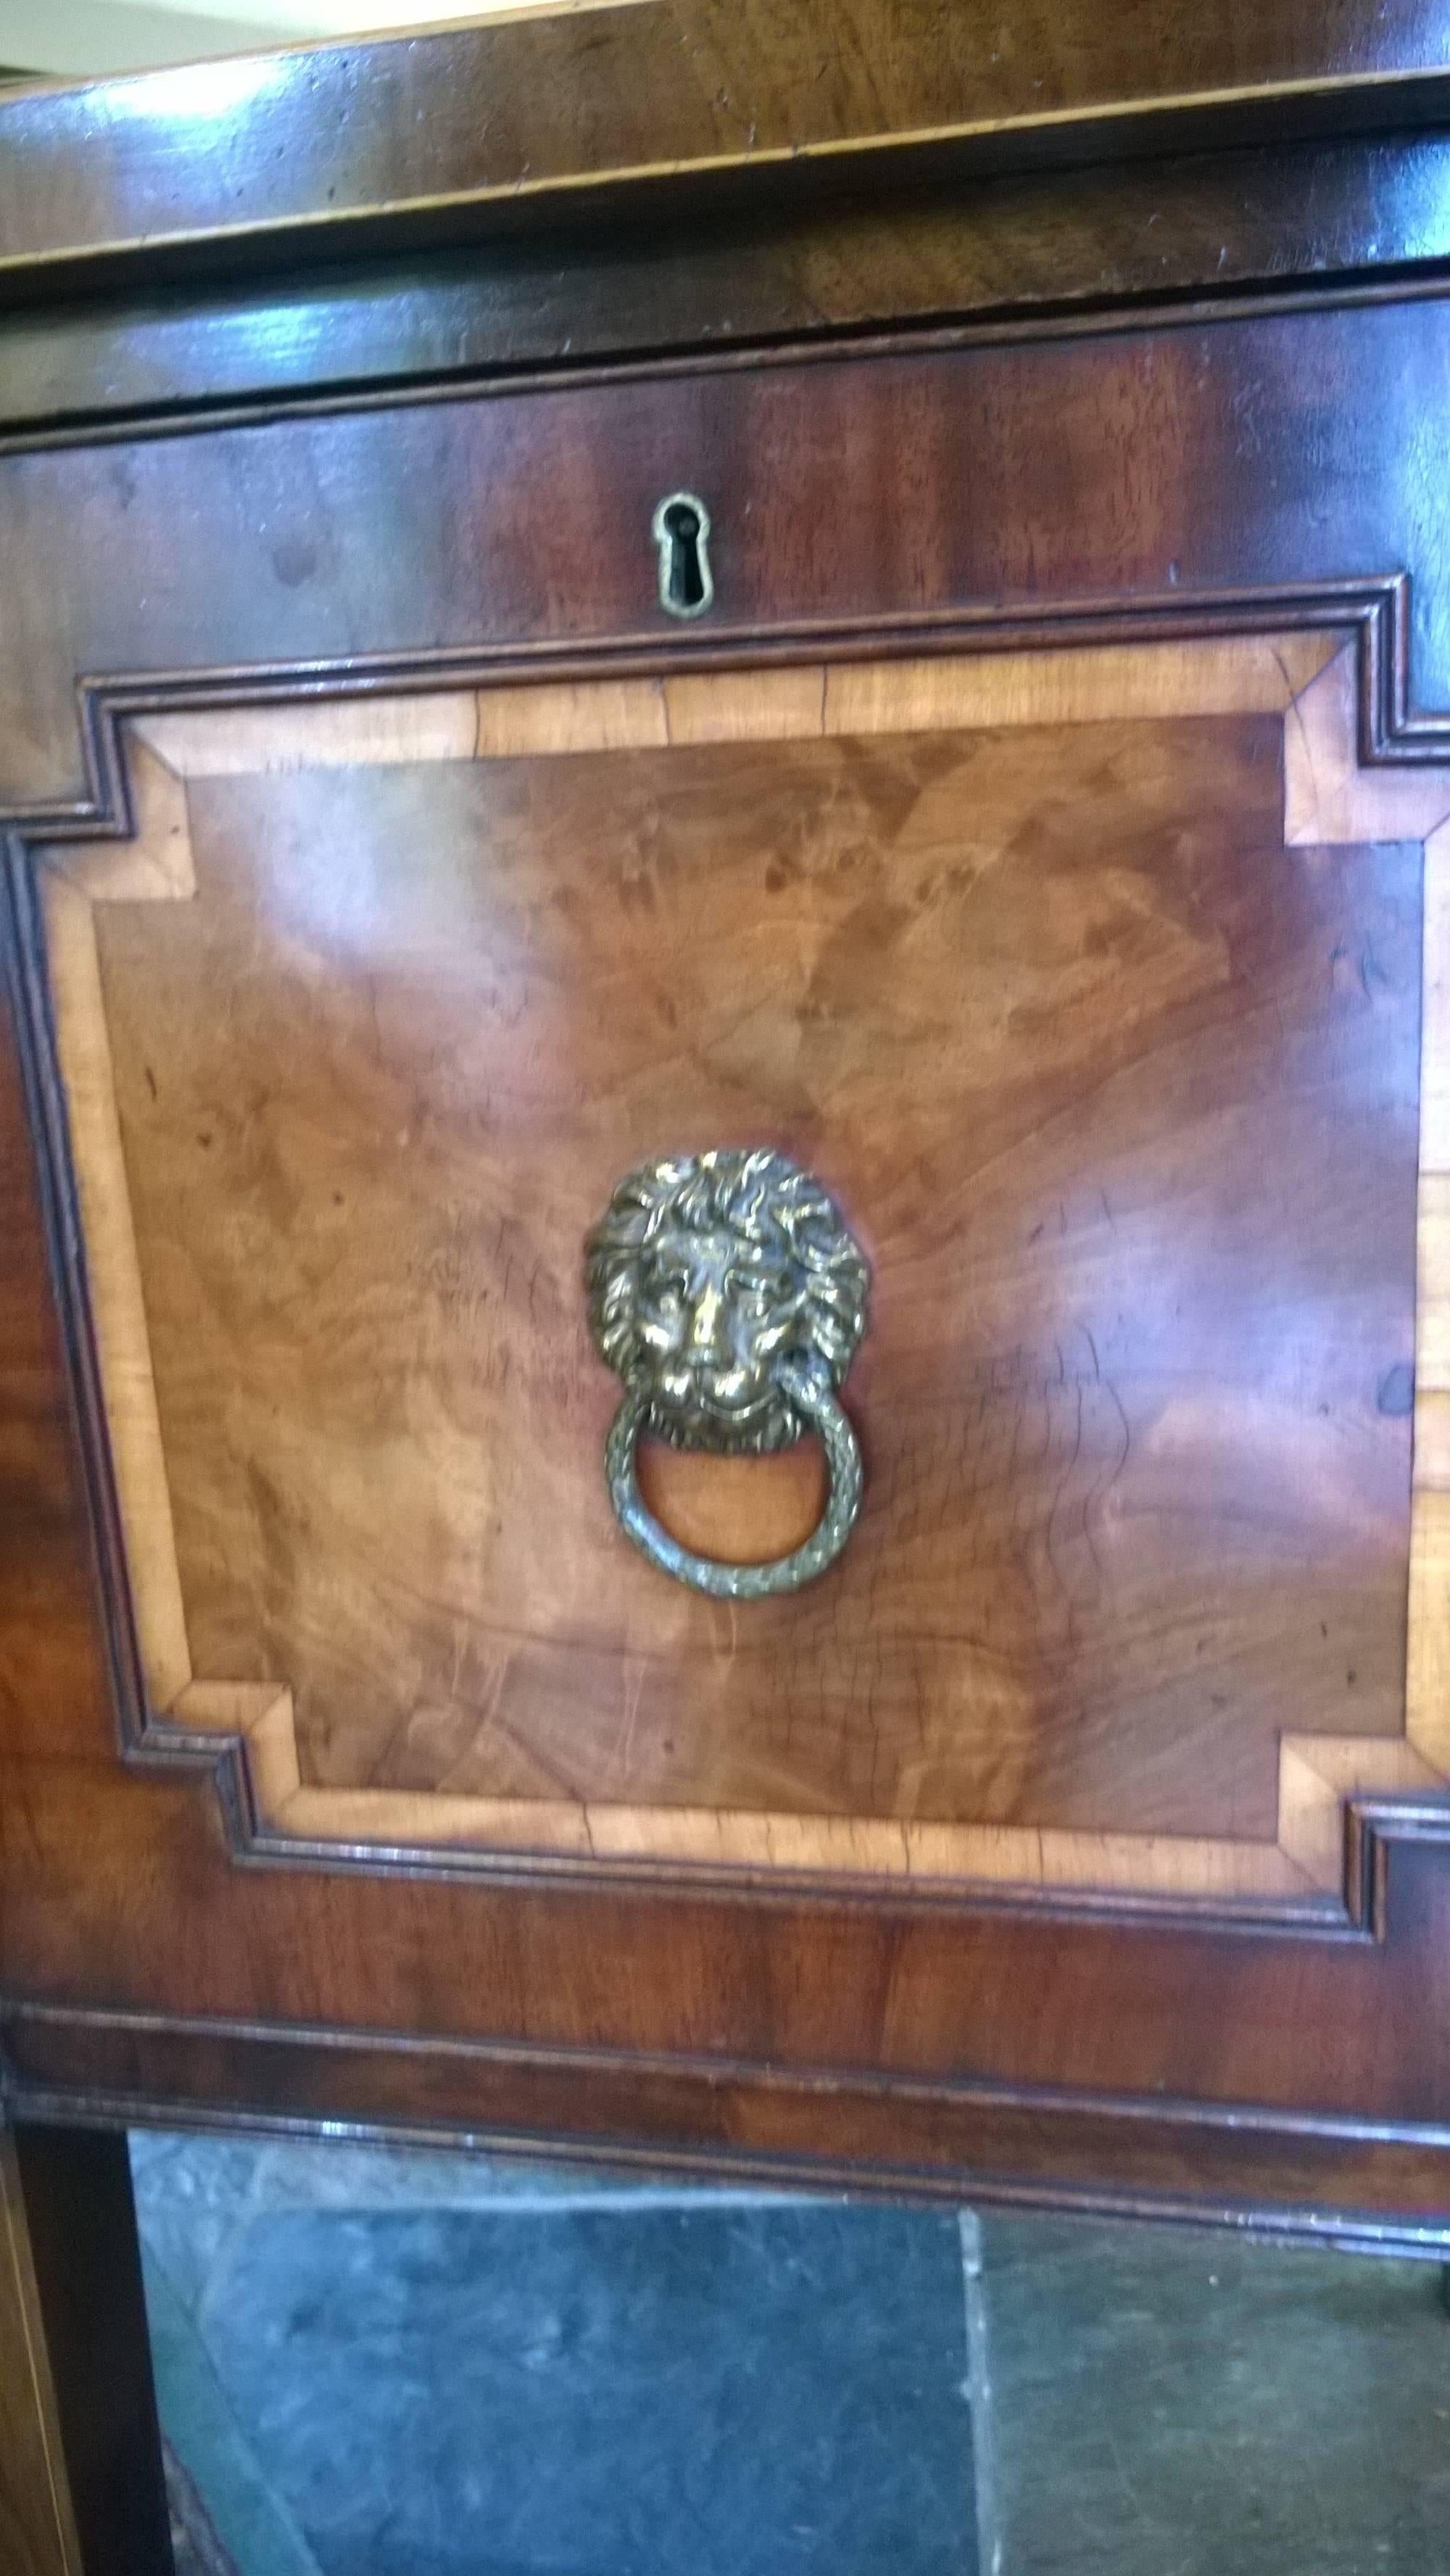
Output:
top-left (34, 642), bottom-right (1418, 1901)
top-left (7, 302), bottom-right (1450, 2233)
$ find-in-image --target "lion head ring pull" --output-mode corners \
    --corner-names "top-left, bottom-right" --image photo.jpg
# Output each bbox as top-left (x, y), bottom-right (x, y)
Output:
top-left (584, 1149), bottom-right (869, 1597)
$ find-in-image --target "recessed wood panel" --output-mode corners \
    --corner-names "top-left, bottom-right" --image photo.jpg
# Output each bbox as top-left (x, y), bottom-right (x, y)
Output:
top-left (52, 665), bottom-right (1419, 1881)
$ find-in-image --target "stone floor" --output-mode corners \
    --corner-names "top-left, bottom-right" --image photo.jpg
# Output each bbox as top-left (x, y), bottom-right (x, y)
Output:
top-left (983, 2215), bottom-right (1450, 2576)
top-left (130, 2131), bottom-right (1450, 2576)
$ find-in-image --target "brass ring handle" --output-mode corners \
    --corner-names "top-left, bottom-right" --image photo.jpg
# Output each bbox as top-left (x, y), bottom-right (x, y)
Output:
top-left (604, 1359), bottom-right (863, 1598)
top-left (585, 1148), bottom-right (870, 1598)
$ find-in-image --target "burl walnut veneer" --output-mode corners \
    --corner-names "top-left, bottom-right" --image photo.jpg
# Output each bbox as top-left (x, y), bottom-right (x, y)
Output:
top-left (35, 638), bottom-right (1428, 1903)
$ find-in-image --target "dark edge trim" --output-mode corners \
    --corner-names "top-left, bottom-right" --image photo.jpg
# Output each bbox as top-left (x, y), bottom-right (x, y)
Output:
top-left (7, 268), bottom-right (1450, 461)
top-left (2, 2123), bottom-right (177, 2576)
top-left (10, 65), bottom-right (1450, 312)
top-left (8, 1991), bottom-right (1450, 2142)
top-left (1, 574), bottom-right (1433, 845)
top-left (5, 2002), bottom-right (1450, 2255)
top-left (14, 2084), bottom-right (1450, 2258)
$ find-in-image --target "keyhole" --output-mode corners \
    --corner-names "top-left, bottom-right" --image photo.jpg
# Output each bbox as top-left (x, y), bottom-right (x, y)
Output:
top-left (652, 491), bottom-right (713, 619)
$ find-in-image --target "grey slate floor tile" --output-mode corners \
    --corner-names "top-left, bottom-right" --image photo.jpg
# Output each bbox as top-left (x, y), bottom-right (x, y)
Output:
top-left (248, 2135), bottom-right (610, 2212)
top-left (201, 2201), bottom-right (975, 2576)
top-left (144, 2250), bottom-right (323, 2576)
top-left (133, 2137), bottom-right (978, 2576)
top-left (138, 2129), bottom-right (1450, 2576)
top-left (129, 2132), bottom-right (269, 2319)
top-left (980, 2213), bottom-right (1450, 2576)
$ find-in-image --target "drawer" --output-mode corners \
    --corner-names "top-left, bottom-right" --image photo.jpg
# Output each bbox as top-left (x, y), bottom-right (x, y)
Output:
top-left (7, 304), bottom-right (1450, 2234)
top-left (34, 630), bottom-right (1422, 1905)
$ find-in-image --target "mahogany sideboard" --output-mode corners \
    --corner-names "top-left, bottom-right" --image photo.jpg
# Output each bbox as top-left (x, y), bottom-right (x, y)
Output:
top-left (7, 4), bottom-right (1450, 2564)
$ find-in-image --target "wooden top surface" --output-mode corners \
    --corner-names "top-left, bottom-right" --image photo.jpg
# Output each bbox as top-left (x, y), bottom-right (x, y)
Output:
top-left (4, 0), bottom-right (1450, 295)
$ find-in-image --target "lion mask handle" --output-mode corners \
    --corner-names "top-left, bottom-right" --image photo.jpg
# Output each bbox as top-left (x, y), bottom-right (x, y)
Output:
top-left (584, 1147), bottom-right (869, 1598)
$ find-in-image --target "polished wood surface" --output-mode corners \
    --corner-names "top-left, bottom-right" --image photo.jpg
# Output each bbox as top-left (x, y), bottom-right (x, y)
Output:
top-left (4, 0), bottom-right (1450, 300)
top-left (9, 17), bottom-right (1450, 2244)
top-left (128, 633), bottom-right (1334, 775)
top-left (54, 637), bottom-right (1450, 1908)
top-left (14, 302), bottom-right (1450, 828)
top-left (39, 644), bottom-right (1417, 1907)
top-left (10, 136), bottom-right (1450, 439)
top-left (2, 598), bottom-right (1450, 2236)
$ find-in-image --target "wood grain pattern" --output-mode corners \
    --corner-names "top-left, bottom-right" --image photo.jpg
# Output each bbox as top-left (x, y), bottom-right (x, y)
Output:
top-left (9, 1725), bottom-right (1450, 2121)
top-left (635, 1438), bottom-right (827, 1566)
top-left (1409, 824), bottom-right (1450, 1781)
top-left (0, 2132), bottom-right (81, 2576)
top-left (4, 0), bottom-right (1450, 299)
top-left (12, 139), bottom-right (1450, 443)
top-left (14, 0), bottom-right (1450, 2258)
top-left (13, 1994), bottom-right (1450, 2255)
top-left (12, 12), bottom-right (1450, 2249)
top-left (39, 875), bottom-right (191, 1712)
top-left (175, 1682), bottom-right (302, 1815)
top-left (44, 740), bottom-right (193, 909)
top-left (8, 783), bottom-right (1450, 2213)
top-left (1287, 717), bottom-right (1450, 1791)
top-left (17, 305), bottom-right (1450, 830)
top-left (41, 640), bottom-right (1428, 1902)
top-left (131, 635), bottom-right (1339, 783)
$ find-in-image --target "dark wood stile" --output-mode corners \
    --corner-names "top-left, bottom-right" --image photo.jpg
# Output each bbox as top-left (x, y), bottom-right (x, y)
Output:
top-left (1, 2123), bottom-right (172, 2576)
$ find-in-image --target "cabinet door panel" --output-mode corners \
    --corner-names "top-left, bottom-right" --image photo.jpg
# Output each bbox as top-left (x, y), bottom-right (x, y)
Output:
top-left (34, 648), bottom-right (1420, 1907)
top-left (6, 312), bottom-right (1450, 2239)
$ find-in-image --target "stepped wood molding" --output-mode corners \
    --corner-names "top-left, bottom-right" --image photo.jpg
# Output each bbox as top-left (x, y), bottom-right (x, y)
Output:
top-left (30, 627), bottom-right (1450, 1914)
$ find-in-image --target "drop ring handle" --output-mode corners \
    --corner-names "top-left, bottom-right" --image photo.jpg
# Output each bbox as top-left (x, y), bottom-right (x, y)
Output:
top-left (604, 1357), bottom-right (863, 1599)
top-left (585, 1147), bottom-right (871, 1599)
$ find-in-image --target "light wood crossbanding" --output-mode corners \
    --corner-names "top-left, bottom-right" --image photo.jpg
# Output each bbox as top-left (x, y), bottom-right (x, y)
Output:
top-left (38, 629), bottom-right (1450, 1904)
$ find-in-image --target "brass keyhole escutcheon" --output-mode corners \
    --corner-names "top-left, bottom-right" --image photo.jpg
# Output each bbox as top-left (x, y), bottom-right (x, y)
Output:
top-left (652, 491), bottom-right (713, 619)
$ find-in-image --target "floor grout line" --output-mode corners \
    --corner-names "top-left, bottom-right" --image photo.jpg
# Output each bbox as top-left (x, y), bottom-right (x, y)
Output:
top-left (960, 2208), bottom-right (1003, 2576)
top-left (140, 2250), bottom-right (325, 2576)
top-left (245, 2187), bottom-right (834, 2216)
top-left (136, 2131), bottom-right (981, 2570)
top-left (192, 2145), bottom-right (273, 2337)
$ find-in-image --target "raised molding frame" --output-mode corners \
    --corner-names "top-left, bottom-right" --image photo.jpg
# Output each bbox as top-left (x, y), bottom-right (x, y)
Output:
top-left (10, 600), bottom-right (1450, 1920)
